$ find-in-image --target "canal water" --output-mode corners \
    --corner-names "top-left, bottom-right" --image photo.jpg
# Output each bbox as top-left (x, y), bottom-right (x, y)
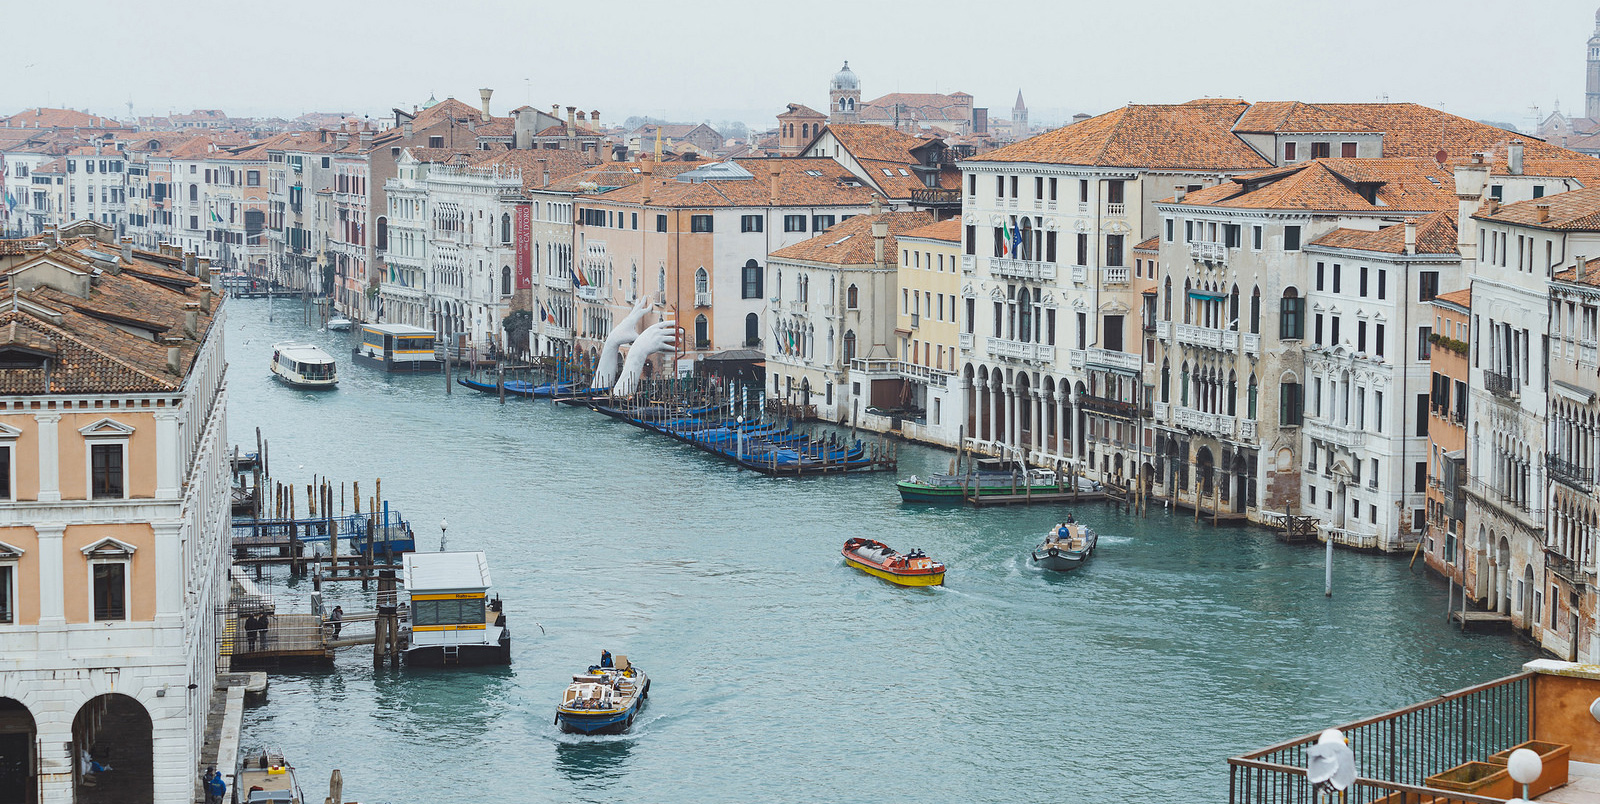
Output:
top-left (230, 298), bottom-right (1539, 804)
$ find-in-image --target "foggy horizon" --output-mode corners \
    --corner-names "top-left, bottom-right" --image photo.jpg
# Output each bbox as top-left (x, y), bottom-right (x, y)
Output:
top-left (8, 0), bottom-right (1600, 133)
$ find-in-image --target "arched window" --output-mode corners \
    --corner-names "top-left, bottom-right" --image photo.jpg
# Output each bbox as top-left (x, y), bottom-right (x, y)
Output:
top-left (1279, 287), bottom-right (1304, 339)
top-left (1247, 374), bottom-right (1258, 420)
top-left (1018, 218), bottom-right (1034, 261)
top-left (1250, 285), bottom-right (1261, 334)
top-left (1180, 362), bottom-right (1190, 407)
top-left (695, 314), bottom-right (708, 348)
top-left (843, 330), bottom-right (857, 362)
top-left (742, 259), bottom-right (762, 299)
top-left (745, 312), bottom-right (759, 347)
top-left (802, 123), bottom-right (810, 139)
top-left (1183, 278), bottom-right (1193, 323)
top-left (1229, 285), bottom-right (1240, 330)
top-left (846, 284), bottom-right (859, 309)
top-left (1164, 276), bottom-right (1172, 320)
top-left (376, 216), bottom-right (388, 250)
top-left (500, 213), bottom-right (511, 244)
top-left (695, 267), bottom-right (709, 294)
top-left (501, 265), bottom-right (511, 296)
top-left (1161, 359), bottom-right (1170, 403)
top-left (1227, 370), bottom-right (1238, 416)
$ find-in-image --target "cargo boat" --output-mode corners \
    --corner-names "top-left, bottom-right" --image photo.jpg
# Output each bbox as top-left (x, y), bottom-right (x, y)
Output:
top-left (1031, 520), bottom-right (1097, 571)
top-left (842, 538), bottom-right (945, 586)
top-left (555, 656), bottom-right (650, 735)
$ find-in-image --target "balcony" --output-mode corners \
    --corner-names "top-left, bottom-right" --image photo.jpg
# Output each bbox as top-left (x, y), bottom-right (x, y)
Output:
top-left (1071, 265), bottom-right (1086, 284)
top-left (961, 255), bottom-right (974, 274)
top-left (986, 338), bottom-right (1054, 363)
top-left (909, 187), bottom-right (960, 208)
top-left (1156, 321), bottom-right (1170, 339)
top-left (1005, 198), bottom-right (1017, 209)
top-left (1046, 200), bottom-right (1057, 212)
top-left (959, 332), bottom-right (973, 351)
top-left (695, 291), bottom-right (712, 308)
top-left (1221, 330), bottom-right (1238, 352)
top-left (1549, 454), bottom-right (1593, 491)
top-left (1068, 349), bottom-right (1086, 368)
top-left (1484, 369), bottom-right (1518, 399)
top-left (1238, 420), bottom-right (1257, 441)
top-left (1582, 341), bottom-right (1599, 367)
top-left (1242, 333), bottom-right (1260, 355)
top-left (1153, 401), bottom-right (1170, 420)
top-left (1304, 417), bottom-right (1366, 447)
top-left (1079, 395), bottom-right (1139, 420)
top-left (1176, 408), bottom-right (1235, 438)
top-left (1189, 241), bottom-right (1228, 264)
top-left (576, 285), bottom-right (604, 302)
top-left (1086, 347), bottom-right (1141, 373)
top-left (1105, 202), bottom-right (1126, 217)
top-left (1103, 266), bottom-right (1129, 285)
top-left (1547, 550), bottom-right (1592, 590)
top-left (1176, 323), bottom-right (1223, 350)
top-left (989, 257), bottom-right (1056, 281)
top-left (788, 300), bottom-right (808, 314)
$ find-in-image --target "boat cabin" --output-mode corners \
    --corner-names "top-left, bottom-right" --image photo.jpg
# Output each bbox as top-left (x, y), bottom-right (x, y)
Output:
top-left (354, 323), bottom-right (441, 373)
top-left (270, 343), bottom-right (337, 388)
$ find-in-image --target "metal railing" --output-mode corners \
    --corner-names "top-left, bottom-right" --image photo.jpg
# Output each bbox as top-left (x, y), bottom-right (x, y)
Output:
top-left (1229, 672), bottom-right (1531, 804)
top-left (1548, 454), bottom-right (1593, 491)
top-left (1483, 370), bottom-right (1517, 398)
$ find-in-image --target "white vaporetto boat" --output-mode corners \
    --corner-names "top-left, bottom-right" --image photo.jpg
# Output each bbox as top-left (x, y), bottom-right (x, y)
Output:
top-left (269, 343), bottom-right (337, 389)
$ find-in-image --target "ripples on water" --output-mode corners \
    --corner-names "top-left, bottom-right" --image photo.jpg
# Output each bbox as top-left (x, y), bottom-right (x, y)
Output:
top-left (231, 300), bottom-right (1539, 804)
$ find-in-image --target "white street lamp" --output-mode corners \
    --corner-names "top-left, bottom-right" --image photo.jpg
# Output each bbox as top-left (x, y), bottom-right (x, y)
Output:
top-left (1506, 747), bottom-right (1542, 802)
top-left (439, 518), bottom-right (448, 552)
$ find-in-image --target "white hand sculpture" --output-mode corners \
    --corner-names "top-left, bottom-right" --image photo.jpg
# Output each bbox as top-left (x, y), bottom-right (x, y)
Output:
top-left (614, 319), bottom-right (678, 397)
top-left (590, 295), bottom-right (653, 389)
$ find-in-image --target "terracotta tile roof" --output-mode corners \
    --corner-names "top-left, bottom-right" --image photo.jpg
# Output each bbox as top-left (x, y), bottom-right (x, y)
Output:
top-left (1553, 259), bottom-right (1600, 287)
top-left (900, 217), bottom-right (962, 242)
top-left (861, 93), bottom-right (972, 123)
top-left (403, 146), bottom-right (479, 166)
top-left (1134, 235), bottom-right (1160, 251)
top-left (582, 158), bottom-right (878, 208)
top-left (1475, 185), bottom-right (1600, 230)
top-left (1232, 101), bottom-right (1380, 134)
top-left (1315, 103), bottom-right (1590, 166)
top-left (0, 241), bottom-right (218, 394)
top-left (1175, 158), bottom-right (1454, 212)
top-left (534, 122), bottom-right (600, 138)
top-left (769, 210), bottom-right (934, 265)
top-left (0, 108), bottom-right (125, 129)
top-left (409, 98), bottom-right (482, 128)
top-left (1435, 288), bottom-right (1472, 306)
top-left (819, 124), bottom-right (929, 163)
top-left (779, 103), bottom-right (826, 119)
top-left (977, 102), bottom-right (1270, 170)
top-left (542, 161), bottom-right (697, 194)
top-left (1308, 211), bottom-right (1459, 255)
top-left (467, 148), bottom-right (597, 193)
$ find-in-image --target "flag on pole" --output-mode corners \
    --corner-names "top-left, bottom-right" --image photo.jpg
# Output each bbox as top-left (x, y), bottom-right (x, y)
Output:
top-left (999, 217), bottom-right (1012, 257)
top-left (1011, 219), bottom-right (1024, 254)
top-left (541, 305), bottom-right (557, 325)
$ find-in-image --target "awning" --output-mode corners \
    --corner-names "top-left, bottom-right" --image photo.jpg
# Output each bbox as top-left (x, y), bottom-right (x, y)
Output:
top-left (1554, 379), bottom-right (1597, 405)
top-left (1187, 290), bottom-right (1224, 301)
top-left (1444, 449), bottom-right (1465, 461)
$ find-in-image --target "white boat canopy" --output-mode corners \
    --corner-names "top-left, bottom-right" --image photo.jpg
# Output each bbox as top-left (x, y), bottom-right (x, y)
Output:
top-left (402, 551), bottom-right (491, 594)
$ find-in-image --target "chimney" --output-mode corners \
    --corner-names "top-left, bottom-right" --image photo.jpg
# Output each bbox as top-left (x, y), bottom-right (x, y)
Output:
top-left (1174, 186), bottom-right (1187, 203)
top-left (166, 343), bottom-right (181, 374)
top-left (870, 194), bottom-right (882, 216)
top-left (359, 130), bottom-right (373, 148)
top-left (197, 257), bottom-right (211, 282)
top-left (640, 158), bottom-right (653, 176)
top-left (1580, 256), bottom-right (1589, 282)
top-left (200, 288), bottom-right (212, 314)
top-left (769, 164), bottom-right (780, 205)
top-left (537, 158), bottom-right (550, 188)
top-left (184, 302), bottom-right (200, 338)
top-left (577, 111), bottom-right (586, 123)
top-left (183, 252), bottom-right (196, 276)
top-left (1403, 218), bottom-right (1417, 255)
top-left (590, 111), bottom-right (600, 128)
top-left (1536, 203), bottom-right (1552, 223)
top-left (119, 236), bottom-right (133, 261)
top-left (1484, 197), bottom-right (1499, 215)
top-left (478, 88), bottom-right (493, 122)
top-left (566, 106), bottom-right (576, 129)
top-left (402, 120), bottom-right (413, 138)
top-left (1508, 141), bottom-right (1524, 176)
top-left (872, 219), bottom-right (889, 265)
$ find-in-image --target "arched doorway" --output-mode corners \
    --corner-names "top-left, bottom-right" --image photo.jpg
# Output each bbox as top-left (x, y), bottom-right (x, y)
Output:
top-left (0, 697), bottom-right (35, 804)
top-left (1195, 446), bottom-right (1215, 498)
top-left (744, 313), bottom-right (758, 347)
top-left (73, 694), bottom-right (152, 804)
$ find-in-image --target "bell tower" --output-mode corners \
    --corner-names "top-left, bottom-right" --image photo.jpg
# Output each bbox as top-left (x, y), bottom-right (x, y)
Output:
top-left (829, 61), bottom-right (860, 125)
top-left (1587, 8), bottom-right (1600, 119)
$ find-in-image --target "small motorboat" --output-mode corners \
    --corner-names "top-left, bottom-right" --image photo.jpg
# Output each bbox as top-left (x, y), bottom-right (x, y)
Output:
top-left (269, 343), bottom-right (337, 389)
top-left (555, 654), bottom-right (650, 735)
top-left (326, 316), bottom-right (354, 332)
top-left (1031, 520), bottom-right (1097, 571)
top-left (234, 747), bottom-right (305, 803)
top-left (842, 538), bottom-right (945, 586)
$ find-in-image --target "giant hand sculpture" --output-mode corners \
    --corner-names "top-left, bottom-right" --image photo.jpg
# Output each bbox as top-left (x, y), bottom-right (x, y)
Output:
top-left (614, 319), bottom-right (678, 397)
top-left (590, 295), bottom-right (654, 389)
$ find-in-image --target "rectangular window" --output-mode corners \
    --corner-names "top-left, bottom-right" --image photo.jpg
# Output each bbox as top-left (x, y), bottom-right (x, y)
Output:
top-left (965, 225), bottom-right (976, 255)
top-left (247, 170), bottom-right (261, 187)
top-left (1185, 220), bottom-right (1193, 243)
top-left (1285, 142), bottom-right (1297, 161)
top-left (1103, 314), bottom-right (1124, 352)
top-left (1165, 219), bottom-right (1174, 242)
top-left (742, 263), bottom-right (763, 299)
top-left (1035, 176), bottom-right (1044, 199)
top-left (1358, 321), bottom-right (1367, 353)
top-left (1341, 142), bottom-right (1358, 158)
top-left (1079, 179), bottom-right (1089, 202)
top-left (1252, 225), bottom-right (1262, 250)
top-left (0, 563), bottom-right (10, 623)
top-left (1049, 177), bottom-right (1058, 201)
top-left (1106, 180), bottom-right (1125, 204)
top-left (631, 212), bottom-right (638, 230)
top-left (1378, 269), bottom-right (1387, 300)
top-left (1280, 383), bottom-right (1303, 426)
top-left (1316, 262), bottom-right (1325, 291)
top-left (91, 443), bottom-right (125, 499)
top-left (1419, 271), bottom-right (1439, 301)
top-left (1280, 296), bottom-right (1305, 340)
top-left (1046, 231), bottom-right (1057, 262)
top-left (1330, 317), bottom-right (1340, 347)
top-left (1311, 142), bottom-right (1330, 159)
top-left (0, 445), bottom-right (8, 500)
top-left (1283, 226), bottom-right (1301, 251)
top-left (1416, 393), bottom-right (1429, 437)
top-left (1105, 235), bottom-right (1124, 267)
top-left (740, 214), bottom-right (762, 233)
top-left (812, 215), bottom-right (835, 231)
top-left (1332, 264), bottom-right (1342, 293)
top-left (92, 562), bottom-right (126, 621)
top-left (1314, 314), bottom-right (1324, 346)
top-left (784, 215), bottom-right (807, 232)
top-left (1076, 233), bottom-right (1088, 265)
top-left (656, 214), bottom-right (668, 233)
top-left (997, 176), bottom-right (1005, 198)
top-left (1375, 324), bottom-right (1385, 357)
top-left (1418, 326), bottom-right (1432, 359)
top-left (690, 214), bottom-right (713, 233)
top-left (1009, 176), bottom-right (1018, 198)
top-left (968, 174), bottom-right (977, 196)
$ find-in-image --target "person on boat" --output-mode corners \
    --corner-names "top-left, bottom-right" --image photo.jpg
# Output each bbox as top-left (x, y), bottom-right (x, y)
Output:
top-left (1066, 513), bottom-right (1076, 524)
top-left (600, 650), bottom-right (614, 668)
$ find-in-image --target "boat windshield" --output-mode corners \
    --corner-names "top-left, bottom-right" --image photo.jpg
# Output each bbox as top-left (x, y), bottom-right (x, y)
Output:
top-left (297, 361), bottom-right (334, 380)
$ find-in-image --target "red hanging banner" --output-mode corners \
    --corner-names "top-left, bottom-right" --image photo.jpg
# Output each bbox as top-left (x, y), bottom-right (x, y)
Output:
top-left (515, 203), bottom-right (532, 290)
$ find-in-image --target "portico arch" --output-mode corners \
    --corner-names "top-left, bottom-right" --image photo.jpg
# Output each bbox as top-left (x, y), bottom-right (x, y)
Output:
top-left (73, 693), bottom-right (152, 804)
top-left (0, 697), bottom-right (35, 804)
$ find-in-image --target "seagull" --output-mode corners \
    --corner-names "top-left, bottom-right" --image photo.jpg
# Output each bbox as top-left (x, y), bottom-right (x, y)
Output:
top-left (1306, 728), bottom-right (1355, 793)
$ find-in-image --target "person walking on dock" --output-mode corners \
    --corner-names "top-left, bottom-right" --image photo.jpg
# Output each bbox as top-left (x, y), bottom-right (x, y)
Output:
top-left (205, 767), bottom-right (226, 804)
top-left (329, 606), bottom-right (343, 639)
top-left (244, 613), bottom-right (260, 652)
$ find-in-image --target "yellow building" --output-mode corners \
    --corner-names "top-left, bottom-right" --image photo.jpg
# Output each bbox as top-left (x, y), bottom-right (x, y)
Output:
top-left (889, 217), bottom-right (964, 445)
top-left (0, 226), bottom-right (230, 803)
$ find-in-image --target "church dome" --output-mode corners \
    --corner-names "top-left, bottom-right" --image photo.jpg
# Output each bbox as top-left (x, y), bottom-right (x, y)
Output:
top-left (831, 62), bottom-right (859, 92)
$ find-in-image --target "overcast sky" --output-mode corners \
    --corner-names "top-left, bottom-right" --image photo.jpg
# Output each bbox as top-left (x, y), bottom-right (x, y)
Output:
top-left (8, 0), bottom-right (1598, 132)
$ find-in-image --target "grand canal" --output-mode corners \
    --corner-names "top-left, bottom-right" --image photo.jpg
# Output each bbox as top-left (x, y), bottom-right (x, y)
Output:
top-left (229, 298), bottom-right (1539, 804)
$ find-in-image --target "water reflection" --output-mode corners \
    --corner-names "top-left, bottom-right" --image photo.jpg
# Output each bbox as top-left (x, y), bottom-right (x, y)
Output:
top-left (553, 736), bottom-right (635, 787)
top-left (370, 665), bottom-right (517, 741)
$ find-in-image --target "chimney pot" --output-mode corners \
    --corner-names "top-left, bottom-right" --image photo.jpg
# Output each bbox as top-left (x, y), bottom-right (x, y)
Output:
top-left (1536, 203), bottom-right (1551, 223)
top-left (1580, 256), bottom-right (1589, 282)
top-left (1403, 218), bottom-right (1417, 255)
top-left (166, 345), bottom-right (181, 374)
top-left (119, 236), bottom-right (133, 262)
top-left (1508, 141), bottom-right (1525, 176)
top-left (478, 88), bottom-right (493, 122)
